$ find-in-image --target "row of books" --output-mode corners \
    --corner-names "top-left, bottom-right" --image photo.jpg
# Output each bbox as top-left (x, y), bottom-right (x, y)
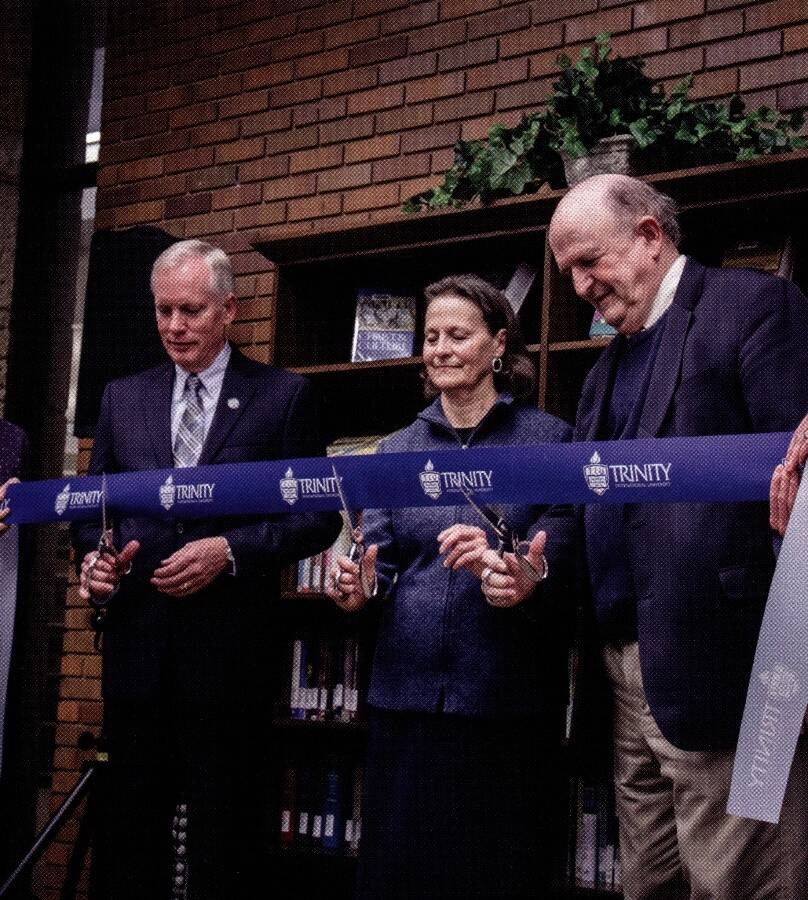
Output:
top-left (278, 764), bottom-right (363, 856)
top-left (570, 778), bottom-right (623, 892)
top-left (285, 635), bottom-right (362, 723)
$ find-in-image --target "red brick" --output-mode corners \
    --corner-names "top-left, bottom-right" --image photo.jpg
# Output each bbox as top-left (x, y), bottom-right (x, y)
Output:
top-left (101, 130), bottom-right (191, 165)
top-left (530, 0), bottom-right (597, 23)
top-left (271, 77), bottom-right (323, 108)
top-left (293, 97), bottom-right (349, 126)
top-left (264, 173), bottom-right (318, 201)
top-left (191, 119), bottom-right (240, 147)
top-left (739, 87), bottom-right (778, 109)
top-left (118, 156), bottom-right (163, 183)
top-left (168, 101), bottom-right (216, 130)
top-left (565, 6), bottom-right (633, 42)
top-left (708, 30), bottom-right (782, 67)
top-left (398, 173), bottom-right (438, 200)
top-left (272, 30), bottom-right (324, 62)
top-left (128, 109), bottom-right (171, 138)
top-left (496, 76), bottom-right (554, 111)
top-left (239, 154), bottom-right (292, 183)
top-left (114, 200), bottom-right (164, 227)
top-left (745, 0), bottom-right (808, 32)
top-left (644, 47), bottom-right (705, 79)
top-left (438, 37), bottom-right (498, 71)
top-left (320, 114), bottom-right (376, 144)
top-left (467, 57), bottom-right (529, 93)
top-left (164, 146), bottom-right (215, 174)
top-left (348, 83), bottom-right (405, 115)
top-left (146, 84), bottom-right (189, 111)
top-left (299, 0), bottom-right (352, 31)
top-left (779, 80), bottom-right (808, 110)
top-left (372, 152), bottom-right (432, 182)
top-left (141, 173), bottom-right (188, 200)
top-left (241, 108), bottom-right (294, 137)
top-left (500, 22), bottom-right (564, 57)
top-left (287, 193), bottom-right (344, 222)
top-left (469, 5), bottom-right (530, 40)
top-left (318, 162), bottom-right (373, 191)
top-left (60, 678), bottom-right (102, 701)
top-left (242, 61), bottom-right (295, 91)
top-left (343, 181), bottom-right (400, 212)
top-left (83, 656), bottom-right (102, 678)
top-left (216, 137), bottom-right (265, 164)
top-left (406, 71), bottom-right (464, 104)
top-left (184, 209), bottom-right (234, 236)
top-left (669, 10), bottom-right (743, 47)
top-left (97, 166), bottom-right (118, 188)
top-left (349, 34), bottom-right (408, 67)
top-left (609, 27), bottom-right (669, 58)
top-left (740, 50), bottom-right (808, 90)
top-left (376, 103), bottom-right (434, 132)
top-left (289, 144), bottom-right (344, 174)
top-left (433, 90), bottom-right (495, 123)
top-left (60, 655), bottom-right (83, 677)
top-left (324, 16), bottom-right (382, 49)
top-left (234, 202), bottom-right (288, 229)
top-left (378, 51), bottom-right (438, 84)
top-left (382, 1), bottom-right (439, 34)
top-left (431, 147), bottom-right (455, 171)
top-left (212, 183), bottom-right (263, 210)
top-left (242, 11), bottom-right (298, 44)
top-left (190, 73), bottom-right (242, 103)
top-left (219, 90), bottom-right (268, 119)
top-left (441, 0), bottom-right (498, 20)
top-left (266, 127), bottom-right (321, 154)
top-left (323, 65), bottom-right (377, 97)
top-left (634, 0), bottom-right (705, 28)
top-left (103, 94), bottom-right (147, 121)
top-left (296, 47), bottom-right (350, 79)
top-left (682, 66), bottom-right (738, 99)
top-left (409, 19), bottom-right (466, 53)
top-left (401, 121), bottom-right (461, 153)
top-left (345, 133), bottom-right (402, 163)
top-left (186, 166), bottom-right (239, 192)
top-left (164, 192), bottom-right (212, 219)
top-left (784, 23), bottom-right (808, 53)
top-left (354, 0), bottom-right (410, 15)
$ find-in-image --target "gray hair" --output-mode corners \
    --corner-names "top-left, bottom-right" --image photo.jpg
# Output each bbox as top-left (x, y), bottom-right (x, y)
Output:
top-left (599, 175), bottom-right (681, 247)
top-left (151, 239), bottom-right (235, 298)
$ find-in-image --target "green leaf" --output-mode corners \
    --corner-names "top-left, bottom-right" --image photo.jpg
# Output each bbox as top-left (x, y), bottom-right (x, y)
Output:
top-left (558, 53), bottom-right (572, 70)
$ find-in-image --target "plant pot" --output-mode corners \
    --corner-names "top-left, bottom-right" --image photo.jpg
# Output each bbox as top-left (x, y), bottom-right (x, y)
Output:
top-left (560, 134), bottom-right (634, 187)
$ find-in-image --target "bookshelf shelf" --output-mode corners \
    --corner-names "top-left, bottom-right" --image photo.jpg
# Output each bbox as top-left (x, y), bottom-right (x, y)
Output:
top-left (254, 149), bottom-right (808, 898)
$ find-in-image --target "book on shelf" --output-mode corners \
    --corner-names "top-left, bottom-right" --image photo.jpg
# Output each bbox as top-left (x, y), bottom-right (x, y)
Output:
top-left (504, 261), bottom-right (539, 315)
top-left (721, 235), bottom-right (794, 280)
top-left (284, 634), bottom-right (361, 723)
top-left (351, 289), bottom-right (416, 362)
top-left (570, 776), bottom-right (622, 892)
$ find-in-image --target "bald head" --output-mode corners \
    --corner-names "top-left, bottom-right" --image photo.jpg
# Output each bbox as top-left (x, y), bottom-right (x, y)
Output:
top-left (548, 175), bottom-right (681, 335)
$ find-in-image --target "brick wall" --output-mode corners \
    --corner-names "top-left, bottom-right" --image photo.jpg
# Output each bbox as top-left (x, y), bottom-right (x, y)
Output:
top-left (39, 0), bottom-right (808, 894)
top-left (0, 2), bottom-right (32, 411)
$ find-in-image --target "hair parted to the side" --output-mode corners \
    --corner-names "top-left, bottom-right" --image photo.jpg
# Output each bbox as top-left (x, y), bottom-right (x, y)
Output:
top-left (151, 239), bottom-right (235, 299)
top-left (601, 175), bottom-right (681, 247)
top-left (422, 273), bottom-right (536, 400)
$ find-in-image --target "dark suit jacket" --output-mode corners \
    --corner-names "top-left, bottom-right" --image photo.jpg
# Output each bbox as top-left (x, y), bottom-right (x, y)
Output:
top-left (574, 258), bottom-right (808, 751)
top-left (72, 347), bottom-right (341, 705)
top-left (0, 420), bottom-right (27, 482)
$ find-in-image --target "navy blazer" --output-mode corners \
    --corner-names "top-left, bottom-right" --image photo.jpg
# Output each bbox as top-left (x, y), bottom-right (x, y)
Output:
top-left (72, 347), bottom-right (341, 704)
top-left (575, 258), bottom-right (808, 751)
top-left (0, 420), bottom-right (27, 482)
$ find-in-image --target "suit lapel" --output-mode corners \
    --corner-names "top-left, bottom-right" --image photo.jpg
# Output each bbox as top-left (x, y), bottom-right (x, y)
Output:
top-left (197, 350), bottom-right (257, 465)
top-left (636, 257), bottom-right (702, 438)
top-left (578, 339), bottom-right (622, 441)
top-left (143, 363), bottom-right (175, 468)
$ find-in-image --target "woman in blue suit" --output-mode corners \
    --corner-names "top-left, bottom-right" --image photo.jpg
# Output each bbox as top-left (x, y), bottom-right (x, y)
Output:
top-left (328, 274), bottom-right (576, 899)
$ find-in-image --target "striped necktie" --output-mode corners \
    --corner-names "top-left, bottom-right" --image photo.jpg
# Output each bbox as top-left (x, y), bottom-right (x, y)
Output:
top-left (173, 374), bottom-right (204, 468)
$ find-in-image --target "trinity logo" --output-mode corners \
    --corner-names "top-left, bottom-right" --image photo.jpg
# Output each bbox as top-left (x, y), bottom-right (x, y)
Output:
top-left (419, 460), bottom-right (441, 500)
top-left (54, 483), bottom-right (103, 516)
top-left (418, 459), bottom-right (493, 500)
top-left (280, 468), bottom-right (299, 506)
top-left (159, 473), bottom-right (215, 510)
top-left (759, 664), bottom-right (801, 701)
top-left (583, 453), bottom-right (609, 496)
top-left (583, 451), bottom-right (672, 495)
top-left (280, 467), bottom-right (339, 506)
top-left (55, 483), bottom-right (71, 516)
top-left (160, 475), bottom-right (176, 511)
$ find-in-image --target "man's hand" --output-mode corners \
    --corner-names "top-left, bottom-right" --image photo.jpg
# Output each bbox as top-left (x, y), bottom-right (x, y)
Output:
top-left (770, 412), bottom-right (808, 536)
top-left (79, 540), bottom-right (140, 602)
top-left (0, 478), bottom-right (18, 537)
top-left (326, 544), bottom-right (378, 613)
top-left (475, 531), bottom-right (547, 609)
top-left (151, 536), bottom-right (230, 597)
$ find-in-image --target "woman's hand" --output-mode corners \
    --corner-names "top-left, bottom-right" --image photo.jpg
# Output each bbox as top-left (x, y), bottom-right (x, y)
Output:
top-left (477, 531), bottom-right (548, 608)
top-left (0, 478), bottom-right (19, 537)
top-left (326, 544), bottom-right (378, 613)
top-left (437, 523), bottom-right (491, 577)
top-left (770, 412), bottom-right (808, 536)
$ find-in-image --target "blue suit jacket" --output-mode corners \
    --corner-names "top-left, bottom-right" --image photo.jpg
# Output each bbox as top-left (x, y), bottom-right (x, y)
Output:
top-left (72, 347), bottom-right (341, 704)
top-left (575, 258), bottom-right (808, 751)
top-left (0, 420), bottom-right (27, 482)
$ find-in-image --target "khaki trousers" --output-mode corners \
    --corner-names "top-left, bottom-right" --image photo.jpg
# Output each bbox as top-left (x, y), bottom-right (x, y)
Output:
top-left (602, 641), bottom-right (808, 900)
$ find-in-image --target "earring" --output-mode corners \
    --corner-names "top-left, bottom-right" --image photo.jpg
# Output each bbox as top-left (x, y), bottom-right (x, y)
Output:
top-left (492, 356), bottom-right (503, 373)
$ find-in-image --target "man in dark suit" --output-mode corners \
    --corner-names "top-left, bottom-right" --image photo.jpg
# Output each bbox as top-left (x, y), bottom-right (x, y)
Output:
top-left (549, 175), bottom-right (808, 899)
top-left (73, 239), bottom-right (341, 900)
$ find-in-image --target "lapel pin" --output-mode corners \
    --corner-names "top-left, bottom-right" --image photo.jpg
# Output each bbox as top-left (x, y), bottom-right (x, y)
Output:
top-left (227, 397), bottom-right (240, 410)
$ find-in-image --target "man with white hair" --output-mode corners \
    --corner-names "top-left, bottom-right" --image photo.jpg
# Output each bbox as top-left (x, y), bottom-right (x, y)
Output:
top-left (550, 175), bottom-right (808, 899)
top-left (73, 239), bottom-right (341, 899)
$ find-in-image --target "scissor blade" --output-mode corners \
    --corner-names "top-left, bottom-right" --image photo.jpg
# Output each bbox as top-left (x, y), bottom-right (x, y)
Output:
top-left (100, 472), bottom-right (109, 534)
top-left (331, 463), bottom-right (359, 533)
top-left (458, 485), bottom-right (504, 536)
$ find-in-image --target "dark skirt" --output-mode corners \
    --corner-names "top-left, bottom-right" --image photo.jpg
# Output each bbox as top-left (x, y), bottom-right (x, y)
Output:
top-left (356, 707), bottom-right (565, 900)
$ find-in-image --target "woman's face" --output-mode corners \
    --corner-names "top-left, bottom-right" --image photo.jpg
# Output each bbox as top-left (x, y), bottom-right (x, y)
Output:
top-left (423, 294), bottom-right (505, 396)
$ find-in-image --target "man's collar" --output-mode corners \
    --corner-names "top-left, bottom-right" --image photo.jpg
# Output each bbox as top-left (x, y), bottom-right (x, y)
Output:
top-left (644, 254), bottom-right (686, 330)
top-left (174, 342), bottom-right (231, 391)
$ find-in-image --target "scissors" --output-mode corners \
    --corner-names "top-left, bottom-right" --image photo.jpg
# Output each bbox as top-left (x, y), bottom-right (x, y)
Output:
top-left (331, 463), bottom-right (375, 598)
top-left (458, 485), bottom-right (546, 584)
top-left (85, 473), bottom-right (121, 610)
